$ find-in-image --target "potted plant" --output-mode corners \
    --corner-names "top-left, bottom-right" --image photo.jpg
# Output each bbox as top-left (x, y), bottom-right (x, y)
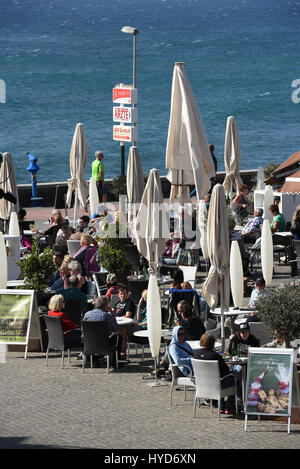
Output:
top-left (255, 283), bottom-right (300, 347)
top-left (97, 235), bottom-right (133, 283)
top-left (17, 240), bottom-right (56, 304)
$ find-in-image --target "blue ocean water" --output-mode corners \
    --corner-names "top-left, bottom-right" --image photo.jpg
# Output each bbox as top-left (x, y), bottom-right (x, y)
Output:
top-left (0, 0), bottom-right (299, 184)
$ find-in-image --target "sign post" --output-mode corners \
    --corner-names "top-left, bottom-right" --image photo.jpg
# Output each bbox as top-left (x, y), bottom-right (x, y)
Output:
top-left (244, 347), bottom-right (300, 433)
top-left (113, 85), bottom-right (138, 176)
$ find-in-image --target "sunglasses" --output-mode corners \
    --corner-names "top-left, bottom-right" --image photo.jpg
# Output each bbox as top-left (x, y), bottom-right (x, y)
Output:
top-left (178, 332), bottom-right (185, 337)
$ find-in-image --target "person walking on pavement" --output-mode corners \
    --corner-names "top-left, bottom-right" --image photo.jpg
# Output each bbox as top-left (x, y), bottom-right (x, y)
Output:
top-left (91, 151), bottom-right (107, 203)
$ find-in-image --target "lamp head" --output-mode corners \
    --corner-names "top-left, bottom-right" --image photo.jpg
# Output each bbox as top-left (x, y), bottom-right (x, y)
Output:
top-left (121, 26), bottom-right (139, 35)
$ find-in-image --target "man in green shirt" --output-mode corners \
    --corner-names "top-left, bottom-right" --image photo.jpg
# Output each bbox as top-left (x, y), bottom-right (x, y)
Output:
top-left (269, 204), bottom-right (286, 232)
top-left (91, 151), bottom-right (107, 203)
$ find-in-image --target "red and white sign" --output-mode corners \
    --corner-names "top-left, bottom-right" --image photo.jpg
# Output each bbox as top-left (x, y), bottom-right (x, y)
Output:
top-left (113, 106), bottom-right (138, 124)
top-left (113, 125), bottom-right (138, 142)
top-left (113, 87), bottom-right (137, 105)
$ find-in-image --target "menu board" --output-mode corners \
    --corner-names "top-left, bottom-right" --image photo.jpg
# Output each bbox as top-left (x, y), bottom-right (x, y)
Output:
top-left (0, 290), bottom-right (42, 358)
top-left (244, 347), bottom-right (295, 433)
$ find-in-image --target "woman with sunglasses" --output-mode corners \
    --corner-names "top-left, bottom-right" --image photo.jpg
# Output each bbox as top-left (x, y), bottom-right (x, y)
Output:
top-left (168, 326), bottom-right (194, 377)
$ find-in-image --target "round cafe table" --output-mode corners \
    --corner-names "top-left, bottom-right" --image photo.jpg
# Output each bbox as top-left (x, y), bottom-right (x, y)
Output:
top-left (133, 329), bottom-right (172, 338)
top-left (212, 307), bottom-right (254, 318)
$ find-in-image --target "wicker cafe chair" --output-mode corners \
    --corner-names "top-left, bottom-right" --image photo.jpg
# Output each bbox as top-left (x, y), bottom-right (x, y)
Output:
top-left (43, 314), bottom-right (81, 368)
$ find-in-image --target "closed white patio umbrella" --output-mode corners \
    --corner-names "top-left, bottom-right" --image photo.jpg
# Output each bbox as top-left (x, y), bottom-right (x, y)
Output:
top-left (202, 184), bottom-right (230, 349)
top-left (66, 123), bottom-right (89, 224)
top-left (0, 152), bottom-right (19, 231)
top-left (230, 240), bottom-right (244, 308)
top-left (223, 116), bottom-right (243, 201)
top-left (134, 168), bottom-right (169, 385)
top-left (261, 219), bottom-right (273, 286)
top-left (89, 177), bottom-right (99, 218)
top-left (126, 145), bottom-right (144, 225)
top-left (166, 62), bottom-right (215, 206)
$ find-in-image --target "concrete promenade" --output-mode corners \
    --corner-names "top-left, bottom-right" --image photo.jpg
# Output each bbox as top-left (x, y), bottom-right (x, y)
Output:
top-left (0, 206), bottom-right (299, 451)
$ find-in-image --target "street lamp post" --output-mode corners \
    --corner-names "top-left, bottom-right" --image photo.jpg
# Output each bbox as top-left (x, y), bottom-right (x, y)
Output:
top-left (120, 26), bottom-right (139, 173)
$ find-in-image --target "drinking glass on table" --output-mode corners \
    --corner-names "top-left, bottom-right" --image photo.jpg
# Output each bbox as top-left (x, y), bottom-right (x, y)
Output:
top-left (29, 224), bottom-right (35, 231)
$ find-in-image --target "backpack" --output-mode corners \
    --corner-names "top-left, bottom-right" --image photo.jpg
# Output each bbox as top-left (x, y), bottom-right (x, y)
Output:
top-left (83, 246), bottom-right (99, 278)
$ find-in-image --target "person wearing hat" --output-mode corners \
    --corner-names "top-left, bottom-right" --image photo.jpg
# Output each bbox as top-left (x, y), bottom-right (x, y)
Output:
top-left (228, 323), bottom-right (259, 404)
top-left (105, 274), bottom-right (119, 301)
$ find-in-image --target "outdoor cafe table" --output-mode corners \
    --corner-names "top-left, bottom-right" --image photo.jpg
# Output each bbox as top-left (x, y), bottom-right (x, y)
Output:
top-left (212, 307), bottom-right (254, 318)
top-left (116, 317), bottom-right (134, 327)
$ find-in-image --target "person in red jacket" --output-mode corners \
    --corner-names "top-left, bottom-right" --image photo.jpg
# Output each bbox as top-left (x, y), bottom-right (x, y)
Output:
top-left (48, 294), bottom-right (81, 347)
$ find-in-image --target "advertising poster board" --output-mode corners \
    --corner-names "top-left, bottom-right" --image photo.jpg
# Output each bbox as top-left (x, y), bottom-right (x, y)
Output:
top-left (244, 347), bottom-right (295, 433)
top-left (0, 289), bottom-right (42, 358)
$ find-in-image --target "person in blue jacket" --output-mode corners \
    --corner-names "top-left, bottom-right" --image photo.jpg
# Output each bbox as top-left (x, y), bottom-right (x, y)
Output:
top-left (168, 325), bottom-right (194, 376)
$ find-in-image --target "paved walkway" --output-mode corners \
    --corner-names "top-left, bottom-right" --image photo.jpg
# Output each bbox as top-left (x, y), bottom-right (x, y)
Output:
top-left (1, 206), bottom-right (299, 450)
top-left (0, 347), bottom-right (299, 450)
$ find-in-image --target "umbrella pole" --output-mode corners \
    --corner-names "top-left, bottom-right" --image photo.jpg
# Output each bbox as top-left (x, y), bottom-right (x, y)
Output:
top-left (73, 188), bottom-right (78, 227)
top-left (220, 286), bottom-right (225, 351)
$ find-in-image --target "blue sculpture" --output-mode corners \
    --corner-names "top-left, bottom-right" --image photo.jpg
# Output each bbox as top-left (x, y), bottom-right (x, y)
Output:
top-left (27, 153), bottom-right (42, 205)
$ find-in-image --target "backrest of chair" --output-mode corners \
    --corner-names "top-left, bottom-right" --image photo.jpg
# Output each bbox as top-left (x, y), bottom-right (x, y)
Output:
top-left (64, 300), bottom-right (83, 326)
top-left (82, 320), bottom-right (110, 356)
top-left (179, 266), bottom-right (197, 288)
top-left (43, 315), bottom-right (65, 351)
top-left (110, 293), bottom-right (120, 308)
top-left (294, 240), bottom-right (300, 257)
top-left (86, 280), bottom-right (96, 299)
top-left (124, 244), bottom-right (140, 273)
top-left (92, 273), bottom-right (107, 297)
top-left (206, 326), bottom-right (221, 339)
top-left (248, 322), bottom-right (274, 346)
top-left (191, 359), bottom-right (220, 398)
top-left (128, 278), bottom-right (148, 305)
top-left (166, 347), bottom-right (186, 379)
top-left (67, 240), bottom-right (81, 257)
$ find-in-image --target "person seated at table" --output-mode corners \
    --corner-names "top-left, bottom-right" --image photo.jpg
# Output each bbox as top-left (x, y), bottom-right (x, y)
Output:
top-left (171, 269), bottom-right (184, 289)
top-left (168, 326), bottom-right (194, 377)
top-left (290, 205), bottom-right (300, 240)
top-left (70, 223), bottom-right (84, 240)
top-left (113, 283), bottom-right (136, 359)
top-left (36, 212), bottom-right (67, 247)
top-left (269, 204), bottom-right (286, 233)
top-left (48, 294), bottom-right (81, 347)
top-left (174, 300), bottom-right (206, 341)
top-left (18, 208), bottom-right (27, 222)
top-left (105, 273), bottom-right (119, 302)
top-left (83, 295), bottom-right (119, 339)
top-left (240, 208), bottom-right (264, 243)
top-left (162, 232), bottom-right (181, 265)
top-left (55, 224), bottom-right (73, 249)
top-left (181, 281), bottom-right (193, 290)
top-left (261, 330), bottom-right (286, 348)
top-left (136, 289), bottom-right (148, 329)
top-left (50, 263), bottom-right (70, 292)
top-left (67, 259), bottom-right (88, 294)
top-left (72, 233), bottom-right (99, 279)
top-left (82, 295), bottom-right (120, 367)
top-left (194, 333), bottom-right (236, 415)
top-left (245, 278), bottom-right (268, 324)
top-left (56, 274), bottom-right (88, 319)
top-left (228, 323), bottom-right (259, 402)
top-left (19, 223), bottom-right (32, 253)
